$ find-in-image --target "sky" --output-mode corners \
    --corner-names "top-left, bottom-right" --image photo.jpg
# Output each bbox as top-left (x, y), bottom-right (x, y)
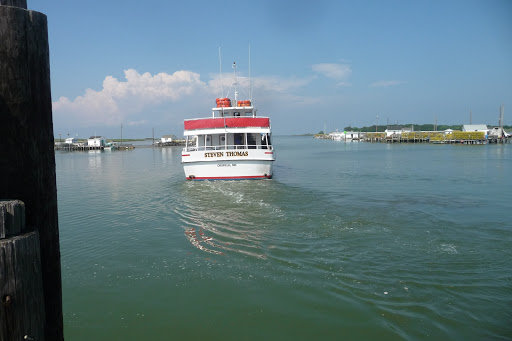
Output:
top-left (28, 0), bottom-right (512, 138)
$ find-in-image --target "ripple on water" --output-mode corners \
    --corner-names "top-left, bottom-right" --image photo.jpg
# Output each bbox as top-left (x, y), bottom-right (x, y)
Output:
top-left (172, 180), bottom-right (287, 259)
top-left (55, 142), bottom-right (512, 340)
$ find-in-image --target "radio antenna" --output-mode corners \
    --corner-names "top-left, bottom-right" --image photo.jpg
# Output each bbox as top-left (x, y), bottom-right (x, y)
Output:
top-left (219, 46), bottom-right (223, 97)
top-left (233, 61), bottom-right (237, 102)
top-left (249, 45), bottom-right (251, 101)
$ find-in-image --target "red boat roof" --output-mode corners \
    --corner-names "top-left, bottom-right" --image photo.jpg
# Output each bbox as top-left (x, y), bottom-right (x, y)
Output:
top-left (184, 117), bottom-right (270, 130)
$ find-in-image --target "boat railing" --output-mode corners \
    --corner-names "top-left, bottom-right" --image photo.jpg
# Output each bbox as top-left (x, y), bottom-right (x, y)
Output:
top-left (184, 144), bottom-right (273, 152)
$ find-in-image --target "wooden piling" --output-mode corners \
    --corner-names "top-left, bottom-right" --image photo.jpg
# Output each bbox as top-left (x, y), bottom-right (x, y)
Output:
top-left (1, 201), bottom-right (45, 341)
top-left (0, 0), bottom-right (26, 8)
top-left (0, 1), bottom-right (63, 340)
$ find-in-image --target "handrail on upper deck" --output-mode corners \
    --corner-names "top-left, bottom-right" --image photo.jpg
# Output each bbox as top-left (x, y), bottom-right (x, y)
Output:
top-left (183, 144), bottom-right (273, 152)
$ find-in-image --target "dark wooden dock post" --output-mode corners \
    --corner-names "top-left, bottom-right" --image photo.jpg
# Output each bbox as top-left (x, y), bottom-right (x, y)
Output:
top-left (1, 201), bottom-right (45, 341)
top-left (0, 0), bottom-right (63, 340)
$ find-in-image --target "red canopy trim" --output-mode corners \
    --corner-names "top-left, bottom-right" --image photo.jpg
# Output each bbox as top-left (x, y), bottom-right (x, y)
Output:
top-left (184, 117), bottom-right (269, 130)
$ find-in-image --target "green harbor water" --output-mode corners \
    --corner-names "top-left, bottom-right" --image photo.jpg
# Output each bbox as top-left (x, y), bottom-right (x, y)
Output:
top-left (55, 136), bottom-right (512, 340)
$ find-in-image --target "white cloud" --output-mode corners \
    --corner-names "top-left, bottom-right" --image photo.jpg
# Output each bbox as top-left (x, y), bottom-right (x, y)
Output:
top-left (369, 80), bottom-right (407, 88)
top-left (312, 63), bottom-right (352, 86)
top-left (52, 68), bottom-right (316, 131)
top-left (207, 73), bottom-right (311, 96)
top-left (53, 69), bottom-right (206, 127)
top-left (126, 120), bottom-right (148, 126)
top-left (335, 81), bottom-right (352, 87)
top-left (253, 75), bottom-right (311, 93)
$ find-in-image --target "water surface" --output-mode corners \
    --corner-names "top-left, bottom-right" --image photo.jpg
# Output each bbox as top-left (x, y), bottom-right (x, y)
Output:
top-left (56, 137), bottom-right (512, 340)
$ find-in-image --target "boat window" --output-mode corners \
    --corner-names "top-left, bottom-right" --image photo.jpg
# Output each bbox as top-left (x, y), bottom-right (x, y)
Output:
top-left (261, 133), bottom-right (267, 149)
top-left (234, 112), bottom-right (240, 117)
top-left (234, 133), bottom-right (243, 149)
top-left (247, 133), bottom-right (257, 149)
top-left (205, 135), bottom-right (212, 149)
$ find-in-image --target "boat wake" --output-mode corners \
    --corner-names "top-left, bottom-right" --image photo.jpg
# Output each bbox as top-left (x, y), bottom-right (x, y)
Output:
top-left (183, 225), bottom-right (268, 259)
top-left (175, 181), bottom-right (279, 258)
top-left (184, 227), bottom-right (226, 255)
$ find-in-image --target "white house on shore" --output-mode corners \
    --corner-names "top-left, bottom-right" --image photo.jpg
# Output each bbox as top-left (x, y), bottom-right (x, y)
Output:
top-left (161, 135), bottom-right (178, 143)
top-left (88, 136), bottom-right (107, 147)
top-left (329, 131), bottom-right (362, 141)
top-left (462, 125), bottom-right (488, 134)
top-left (385, 125), bottom-right (413, 137)
top-left (65, 137), bottom-right (78, 144)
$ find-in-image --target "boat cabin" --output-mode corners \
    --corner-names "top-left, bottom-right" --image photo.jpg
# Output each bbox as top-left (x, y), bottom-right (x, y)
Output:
top-left (183, 98), bottom-right (272, 152)
top-left (193, 131), bottom-right (272, 151)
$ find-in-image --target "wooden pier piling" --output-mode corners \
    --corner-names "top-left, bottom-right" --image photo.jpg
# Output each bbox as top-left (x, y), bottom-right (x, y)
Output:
top-left (0, 0), bottom-right (63, 340)
top-left (1, 201), bottom-right (45, 341)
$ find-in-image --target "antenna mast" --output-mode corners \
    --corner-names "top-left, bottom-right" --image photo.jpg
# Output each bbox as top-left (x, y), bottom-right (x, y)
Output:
top-left (249, 45), bottom-right (252, 101)
top-left (499, 105), bottom-right (502, 127)
top-left (219, 47), bottom-right (223, 97)
top-left (233, 61), bottom-right (237, 102)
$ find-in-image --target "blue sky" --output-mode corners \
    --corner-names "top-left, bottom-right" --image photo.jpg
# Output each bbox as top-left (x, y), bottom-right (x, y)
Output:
top-left (29, 0), bottom-right (511, 138)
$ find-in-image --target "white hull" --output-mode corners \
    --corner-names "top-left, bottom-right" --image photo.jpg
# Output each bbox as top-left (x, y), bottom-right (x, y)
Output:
top-left (182, 149), bottom-right (274, 180)
top-left (183, 159), bottom-right (273, 180)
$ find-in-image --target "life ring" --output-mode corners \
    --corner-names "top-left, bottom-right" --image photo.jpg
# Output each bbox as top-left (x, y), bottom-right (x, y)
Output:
top-left (237, 100), bottom-right (251, 107)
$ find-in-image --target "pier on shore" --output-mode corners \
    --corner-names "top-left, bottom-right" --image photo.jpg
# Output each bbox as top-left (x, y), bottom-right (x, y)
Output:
top-left (317, 131), bottom-right (510, 145)
top-left (54, 143), bottom-right (135, 151)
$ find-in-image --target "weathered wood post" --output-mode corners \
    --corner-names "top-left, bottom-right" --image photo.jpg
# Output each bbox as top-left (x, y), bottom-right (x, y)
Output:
top-left (1, 201), bottom-right (45, 340)
top-left (0, 0), bottom-right (63, 340)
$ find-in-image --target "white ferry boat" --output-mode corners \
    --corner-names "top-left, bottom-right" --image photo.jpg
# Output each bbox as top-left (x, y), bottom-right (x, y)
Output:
top-left (181, 64), bottom-right (275, 180)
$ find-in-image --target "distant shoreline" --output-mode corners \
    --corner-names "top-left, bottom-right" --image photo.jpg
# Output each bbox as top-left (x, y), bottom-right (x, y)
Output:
top-left (53, 138), bottom-right (148, 142)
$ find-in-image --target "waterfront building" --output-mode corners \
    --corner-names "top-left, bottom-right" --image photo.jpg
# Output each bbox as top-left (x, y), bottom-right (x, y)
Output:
top-left (385, 125), bottom-right (413, 137)
top-left (462, 125), bottom-right (488, 134)
top-left (161, 135), bottom-right (178, 143)
top-left (87, 136), bottom-right (106, 147)
top-left (329, 131), bottom-right (361, 141)
top-left (65, 137), bottom-right (78, 144)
